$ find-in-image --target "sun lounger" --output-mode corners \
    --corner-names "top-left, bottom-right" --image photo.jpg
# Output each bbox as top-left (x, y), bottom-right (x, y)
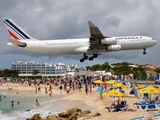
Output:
top-left (105, 101), bottom-right (129, 112)
top-left (137, 102), bottom-right (160, 112)
top-left (134, 96), bottom-right (158, 109)
top-left (130, 113), bottom-right (160, 120)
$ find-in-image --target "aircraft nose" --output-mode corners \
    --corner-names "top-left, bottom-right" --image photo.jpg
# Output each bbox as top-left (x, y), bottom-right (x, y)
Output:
top-left (153, 40), bottom-right (157, 45)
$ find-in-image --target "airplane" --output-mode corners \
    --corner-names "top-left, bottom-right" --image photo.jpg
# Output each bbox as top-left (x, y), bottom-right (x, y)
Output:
top-left (3, 19), bottom-right (157, 62)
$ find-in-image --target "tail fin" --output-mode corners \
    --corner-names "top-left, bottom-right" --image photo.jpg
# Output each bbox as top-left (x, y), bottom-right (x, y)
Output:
top-left (3, 19), bottom-right (36, 40)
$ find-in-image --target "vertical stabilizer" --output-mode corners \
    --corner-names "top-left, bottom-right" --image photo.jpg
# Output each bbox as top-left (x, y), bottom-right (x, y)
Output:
top-left (3, 19), bottom-right (36, 40)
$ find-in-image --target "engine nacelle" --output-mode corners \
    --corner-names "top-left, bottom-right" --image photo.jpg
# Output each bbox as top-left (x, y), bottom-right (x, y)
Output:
top-left (99, 38), bottom-right (117, 45)
top-left (106, 45), bottom-right (121, 51)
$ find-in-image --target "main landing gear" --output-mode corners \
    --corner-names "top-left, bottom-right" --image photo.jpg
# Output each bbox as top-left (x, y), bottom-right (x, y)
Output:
top-left (143, 48), bottom-right (147, 55)
top-left (80, 54), bottom-right (88, 62)
top-left (80, 54), bottom-right (98, 62)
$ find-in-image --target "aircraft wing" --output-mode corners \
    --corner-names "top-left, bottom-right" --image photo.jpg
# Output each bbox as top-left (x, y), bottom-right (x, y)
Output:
top-left (88, 21), bottom-right (105, 39)
top-left (7, 38), bottom-right (26, 47)
top-left (88, 21), bottom-right (110, 53)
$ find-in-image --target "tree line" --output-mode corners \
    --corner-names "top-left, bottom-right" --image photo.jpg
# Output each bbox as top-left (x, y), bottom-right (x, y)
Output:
top-left (85, 62), bottom-right (160, 77)
top-left (0, 69), bottom-right (19, 77)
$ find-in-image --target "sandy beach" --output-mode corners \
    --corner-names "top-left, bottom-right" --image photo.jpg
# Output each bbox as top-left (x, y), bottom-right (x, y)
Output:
top-left (0, 82), bottom-right (159, 120)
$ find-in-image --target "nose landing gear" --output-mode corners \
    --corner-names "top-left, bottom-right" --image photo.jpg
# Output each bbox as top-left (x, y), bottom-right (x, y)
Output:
top-left (143, 48), bottom-right (147, 55)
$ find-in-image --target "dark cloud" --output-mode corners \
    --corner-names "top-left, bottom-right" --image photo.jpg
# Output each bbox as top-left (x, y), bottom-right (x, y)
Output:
top-left (0, 0), bottom-right (159, 69)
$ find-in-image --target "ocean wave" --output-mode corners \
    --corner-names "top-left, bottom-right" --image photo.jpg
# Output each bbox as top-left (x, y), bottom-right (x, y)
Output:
top-left (0, 108), bottom-right (59, 120)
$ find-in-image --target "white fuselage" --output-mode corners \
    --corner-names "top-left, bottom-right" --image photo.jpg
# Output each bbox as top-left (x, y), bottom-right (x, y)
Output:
top-left (7, 36), bottom-right (157, 55)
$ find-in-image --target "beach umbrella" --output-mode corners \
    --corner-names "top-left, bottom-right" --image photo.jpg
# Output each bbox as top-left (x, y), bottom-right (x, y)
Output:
top-left (138, 86), bottom-right (159, 94)
top-left (138, 86), bottom-right (160, 102)
top-left (105, 80), bottom-right (117, 84)
top-left (113, 83), bottom-right (128, 89)
top-left (110, 89), bottom-right (128, 97)
top-left (93, 80), bottom-right (103, 84)
top-left (102, 89), bottom-right (128, 97)
top-left (135, 86), bottom-right (145, 89)
top-left (102, 91), bottom-right (112, 96)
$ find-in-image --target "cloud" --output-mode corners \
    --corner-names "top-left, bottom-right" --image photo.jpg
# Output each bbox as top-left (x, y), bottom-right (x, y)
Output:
top-left (0, 0), bottom-right (159, 69)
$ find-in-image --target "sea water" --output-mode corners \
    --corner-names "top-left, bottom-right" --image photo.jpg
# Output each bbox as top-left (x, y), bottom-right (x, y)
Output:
top-left (0, 93), bottom-right (63, 120)
top-left (0, 93), bottom-right (97, 120)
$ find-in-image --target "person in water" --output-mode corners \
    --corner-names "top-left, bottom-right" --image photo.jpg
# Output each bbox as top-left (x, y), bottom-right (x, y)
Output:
top-left (35, 99), bottom-right (39, 106)
top-left (11, 100), bottom-right (15, 107)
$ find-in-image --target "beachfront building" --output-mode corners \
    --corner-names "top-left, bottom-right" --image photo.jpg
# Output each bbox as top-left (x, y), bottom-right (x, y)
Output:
top-left (11, 61), bottom-right (78, 76)
top-left (145, 65), bottom-right (160, 69)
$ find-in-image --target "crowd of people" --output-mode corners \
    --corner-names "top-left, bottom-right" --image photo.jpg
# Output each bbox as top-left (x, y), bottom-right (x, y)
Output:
top-left (0, 74), bottom-right (144, 109)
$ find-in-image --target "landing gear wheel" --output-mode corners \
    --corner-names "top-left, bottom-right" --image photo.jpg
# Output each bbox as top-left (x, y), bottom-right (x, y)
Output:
top-left (143, 48), bottom-right (146, 55)
top-left (84, 56), bottom-right (88, 60)
top-left (89, 57), bottom-right (93, 61)
top-left (80, 59), bottom-right (84, 62)
top-left (93, 54), bottom-right (98, 58)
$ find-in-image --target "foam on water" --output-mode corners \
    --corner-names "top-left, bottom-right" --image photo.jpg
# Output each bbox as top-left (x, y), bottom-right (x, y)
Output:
top-left (0, 93), bottom-right (97, 120)
top-left (0, 94), bottom-right (63, 120)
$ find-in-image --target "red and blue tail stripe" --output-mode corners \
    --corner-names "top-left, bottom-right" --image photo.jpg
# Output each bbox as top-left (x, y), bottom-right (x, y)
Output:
top-left (3, 19), bottom-right (32, 40)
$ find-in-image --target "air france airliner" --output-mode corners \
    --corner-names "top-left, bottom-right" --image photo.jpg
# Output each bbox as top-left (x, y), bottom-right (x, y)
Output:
top-left (3, 19), bottom-right (157, 62)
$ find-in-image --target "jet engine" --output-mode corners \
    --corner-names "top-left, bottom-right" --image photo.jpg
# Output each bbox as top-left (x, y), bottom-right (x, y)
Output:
top-left (99, 38), bottom-right (117, 45)
top-left (106, 45), bottom-right (121, 51)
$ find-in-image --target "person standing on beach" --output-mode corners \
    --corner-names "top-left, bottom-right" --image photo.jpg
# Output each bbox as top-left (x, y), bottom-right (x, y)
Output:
top-left (99, 84), bottom-right (103, 100)
top-left (35, 100), bottom-right (39, 106)
top-left (79, 82), bottom-right (81, 92)
top-left (59, 84), bottom-right (63, 95)
top-left (38, 85), bottom-right (41, 92)
top-left (0, 96), bottom-right (1, 100)
top-left (72, 82), bottom-right (75, 90)
top-left (147, 72), bottom-right (150, 82)
top-left (88, 83), bottom-right (91, 93)
top-left (49, 88), bottom-right (52, 96)
top-left (66, 85), bottom-right (70, 95)
top-left (45, 87), bottom-right (47, 94)
top-left (49, 83), bottom-right (52, 96)
top-left (35, 85), bottom-right (37, 94)
top-left (63, 83), bottom-right (66, 91)
top-left (85, 84), bottom-right (88, 95)
top-left (103, 82), bottom-right (107, 91)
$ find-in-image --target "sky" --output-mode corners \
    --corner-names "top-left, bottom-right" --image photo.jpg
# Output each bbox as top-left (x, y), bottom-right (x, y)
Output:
top-left (0, 0), bottom-right (160, 69)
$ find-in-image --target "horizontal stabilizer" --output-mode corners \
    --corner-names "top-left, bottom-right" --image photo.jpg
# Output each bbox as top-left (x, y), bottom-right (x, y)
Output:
top-left (7, 38), bottom-right (26, 47)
